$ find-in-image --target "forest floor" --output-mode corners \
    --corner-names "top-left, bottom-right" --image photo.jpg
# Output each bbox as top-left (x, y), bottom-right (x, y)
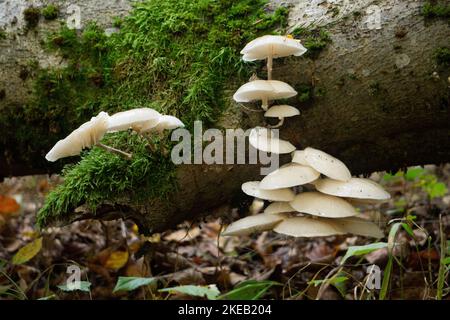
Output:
top-left (0, 165), bottom-right (449, 300)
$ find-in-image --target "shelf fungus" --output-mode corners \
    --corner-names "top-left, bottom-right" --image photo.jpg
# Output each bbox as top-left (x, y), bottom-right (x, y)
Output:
top-left (45, 111), bottom-right (110, 162)
top-left (260, 163), bottom-right (320, 190)
top-left (289, 192), bottom-right (358, 218)
top-left (249, 127), bottom-right (295, 154)
top-left (263, 201), bottom-right (295, 214)
top-left (233, 80), bottom-right (297, 111)
top-left (313, 177), bottom-right (391, 200)
top-left (241, 181), bottom-right (295, 202)
top-left (222, 213), bottom-right (287, 236)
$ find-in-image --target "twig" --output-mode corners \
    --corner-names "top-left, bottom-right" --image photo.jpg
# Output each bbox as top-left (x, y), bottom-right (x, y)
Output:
top-left (97, 143), bottom-right (132, 160)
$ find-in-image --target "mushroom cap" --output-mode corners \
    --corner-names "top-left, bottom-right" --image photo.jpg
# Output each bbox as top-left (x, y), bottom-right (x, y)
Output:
top-left (221, 213), bottom-right (287, 236)
top-left (260, 163), bottom-right (320, 190)
top-left (289, 192), bottom-right (358, 218)
top-left (143, 115), bottom-right (184, 133)
top-left (241, 35), bottom-right (307, 61)
top-left (249, 127), bottom-right (296, 154)
top-left (332, 217), bottom-right (384, 238)
top-left (264, 105), bottom-right (300, 118)
top-left (107, 108), bottom-right (161, 132)
top-left (303, 147), bottom-right (351, 181)
top-left (346, 198), bottom-right (387, 206)
top-left (314, 178), bottom-right (391, 200)
top-left (242, 181), bottom-right (295, 202)
top-left (233, 80), bottom-right (297, 103)
top-left (291, 150), bottom-right (309, 166)
top-left (45, 111), bottom-right (109, 162)
top-left (274, 216), bottom-right (344, 237)
top-left (264, 202), bottom-right (295, 214)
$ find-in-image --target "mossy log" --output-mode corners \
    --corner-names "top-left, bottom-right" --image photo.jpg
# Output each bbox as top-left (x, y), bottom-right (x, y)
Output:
top-left (1, 0), bottom-right (449, 234)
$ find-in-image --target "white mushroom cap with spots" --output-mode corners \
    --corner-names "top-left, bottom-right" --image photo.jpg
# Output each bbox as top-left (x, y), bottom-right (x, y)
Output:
top-left (249, 127), bottom-right (295, 154)
top-left (241, 35), bottom-right (307, 61)
top-left (264, 201), bottom-right (295, 214)
top-left (233, 80), bottom-right (297, 103)
top-left (274, 216), bottom-right (344, 237)
top-left (264, 105), bottom-right (300, 118)
top-left (313, 177), bottom-right (391, 200)
top-left (45, 111), bottom-right (109, 162)
top-left (221, 213), bottom-right (287, 236)
top-left (107, 107), bottom-right (161, 132)
top-left (302, 147), bottom-right (352, 181)
top-left (241, 181), bottom-right (295, 202)
top-left (291, 150), bottom-right (309, 166)
top-left (289, 191), bottom-right (358, 218)
top-left (260, 163), bottom-right (320, 190)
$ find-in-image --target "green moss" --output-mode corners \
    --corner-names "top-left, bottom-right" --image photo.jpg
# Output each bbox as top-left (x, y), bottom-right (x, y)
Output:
top-left (422, 1), bottom-right (450, 18)
top-left (29, 0), bottom-right (289, 228)
top-left (291, 27), bottom-right (332, 59)
top-left (112, 17), bottom-right (123, 28)
top-left (297, 84), bottom-right (313, 102)
top-left (368, 81), bottom-right (381, 96)
top-left (42, 5), bottom-right (59, 20)
top-left (434, 47), bottom-right (450, 67)
top-left (23, 7), bottom-right (41, 29)
top-left (0, 29), bottom-right (6, 40)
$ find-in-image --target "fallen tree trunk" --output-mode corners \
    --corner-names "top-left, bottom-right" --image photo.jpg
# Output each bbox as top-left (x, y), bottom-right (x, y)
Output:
top-left (1, 0), bottom-right (449, 234)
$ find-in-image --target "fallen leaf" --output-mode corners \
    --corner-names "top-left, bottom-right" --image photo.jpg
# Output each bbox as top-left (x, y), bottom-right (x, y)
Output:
top-left (0, 195), bottom-right (20, 215)
top-left (104, 250), bottom-right (129, 270)
top-left (12, 237), bottom-right (43, 265)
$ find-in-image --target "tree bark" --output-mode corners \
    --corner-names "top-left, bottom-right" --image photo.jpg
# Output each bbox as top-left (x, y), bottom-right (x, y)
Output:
top-left (1, 0), bottom-right (449, 233)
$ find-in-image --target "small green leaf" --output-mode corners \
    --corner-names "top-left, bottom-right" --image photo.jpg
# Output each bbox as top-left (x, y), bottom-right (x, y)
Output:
top-left (388, 223), bottom-right (402, 253)
top-left (341, 242), bottom-right (388, 264)
top-left (427, 182), bottom-right (448, 199)
top-left (12, 237), bottom-right (43, 265)
top-left (442, 257), bottom-right (450, 265)
top-left (401, 223), bottom-right (415, 238)
top-left (159, 285), bottom-right (220, 300)
top-left (113, 276), bottom-right (156, 293)
top-left (379, 255), bottom-right (393, 300)
top-left (219, 280), bottom-right (280, 300)
top-left (38, 294), bottom-right (57, 300)
top-left (405, 167), bottom-right (425, 181)
top-left (58, 281), bottom-right (91, 292)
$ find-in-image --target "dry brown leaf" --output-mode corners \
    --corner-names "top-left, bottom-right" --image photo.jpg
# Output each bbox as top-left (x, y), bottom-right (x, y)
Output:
top-left (0, 195), bottom-right (20, 215)
top-left (104, 250), bottom-right (129, 270)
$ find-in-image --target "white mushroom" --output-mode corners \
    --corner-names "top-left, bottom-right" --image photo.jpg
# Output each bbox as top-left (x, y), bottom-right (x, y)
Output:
top-left (289, 192), bottom-right (358, 218)
top-left (313, 177), bottom-right (391, 200)
top-left (45, 111), bottom-right (109, 162)
top-left (222, 213), bottom-right (287, 236)
top-left (274, 216), bottom-right (344, 237)
top-left (249, 127), bottom-right (295, 154)
top-left (332, 217), bottom-right (384, 238)
top-left (242, 181), bottom-right (295, 202)
top-left (241, 35), bottom-right (307, 79)
top-left (233, 80), bottom-right (297, 110)
top-left (107, 107), bottom-right (161, 132)
top-left (142, 115), bottom-right (184, 133)
top-left (291, 150), bottom-right (309, 166)
top-left (264, 202), bottom-right (295, 214)
top-left (260, 163), bottom-right (320, 190)
top-left (264, 105), bottom-right (300, 128)
top-left (302, 147), bottom-right (351, 181)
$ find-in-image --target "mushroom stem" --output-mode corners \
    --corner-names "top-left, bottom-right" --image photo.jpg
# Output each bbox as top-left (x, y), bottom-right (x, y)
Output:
top-left (267, 117), bottom-right (285, 129)
top-left (267, 55), bottom-right (273, 80)
top-left (97, 143), bottom-right (132, 160)
top-left (261, 97), bottom-right (269, 111)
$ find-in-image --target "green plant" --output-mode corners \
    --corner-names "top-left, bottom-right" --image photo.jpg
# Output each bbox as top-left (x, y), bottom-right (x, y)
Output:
top-left (434, 47), bottom-right (450, 67)
top-left (422, 2), bottom-right (450, 19)
top-left (291, 27), bottom-right (332, 59)
top-left (42, 5), bottom-right (58, 20)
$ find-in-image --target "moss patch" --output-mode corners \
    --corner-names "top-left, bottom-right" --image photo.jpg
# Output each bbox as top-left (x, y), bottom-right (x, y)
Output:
top-left (291, 27), bottom-right (332, 59)
top-left (29, 0), bottom-right (289, 227)
top-left (23, 7), bottom-right (41, 29)
top-left (422, 1), bottom-right (450, 19)
top-left (42, 5), bottom-right (59, 20)
top-left (434, 47), bottom-right (450, 67)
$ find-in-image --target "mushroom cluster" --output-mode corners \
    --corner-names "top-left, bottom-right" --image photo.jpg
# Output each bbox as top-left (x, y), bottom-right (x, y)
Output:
top-left (223, 35), bottom-right (391, 239)
top-left (45, 108), bottom-right (184, 162)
